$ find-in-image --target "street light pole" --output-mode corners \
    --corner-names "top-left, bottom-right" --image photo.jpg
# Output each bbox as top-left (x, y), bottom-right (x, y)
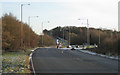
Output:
top-left (99, 28), bottom-right (101, 46)
top-left (78, 18), bottom-right (90, 46)
top-left (21, 4), bottom-right (23, 48)
top-left (28, 16), bottom-right (30, 47)
top-left (63, 28), bottom-right (64, 40)
top-left (41, 22), bottom-right (43, 46)
top-left (28, 16), bottom-right (39, 47)
top-left (20, 3), bottom-right (30, 50)
top-left (41, 21), bottom-right (50, 46)
top-left (21, 4), bottom-right (23, 24)
top-left (69, 27), bottom-right (71, 45)
top-left (62, 28), bottom-right (65, 45)
top-left (87, 19), bottom-right (90, 45)
top-left (98, 27), bottom-right (103, 46)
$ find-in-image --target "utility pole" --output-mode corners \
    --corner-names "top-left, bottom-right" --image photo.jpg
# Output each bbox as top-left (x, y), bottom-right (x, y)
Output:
top-left (78, 18), bottom-right (90, 46)
top-left (41, 22), bottom-right (43, 46)
top-left (41, 21), bottom-right (50, 46)
top-left (21, 4), bottom-right (23, 49)
top-left (69, 27), bottom-right (71, 45)
top-left (63, 28), bottom-right (64, 40)
top-left (62, 28), bottom-right (64, 45)
top-left (28, 16), bottom-right (30, 47)
top-left (20, 4), bottom-right (30, 50)
top-left (99, 29), bottom-right (101, 46)
top-left (87, 19), bottom-right (90, 46)
top-left (118, 1), bottom-right (120, 31)
top-left (28, 16), bottom-right (38, 47)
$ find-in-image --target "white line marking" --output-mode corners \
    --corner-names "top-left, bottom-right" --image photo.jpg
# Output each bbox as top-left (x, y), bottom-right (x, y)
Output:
top-left (29, 49), bottom-right (36, 75)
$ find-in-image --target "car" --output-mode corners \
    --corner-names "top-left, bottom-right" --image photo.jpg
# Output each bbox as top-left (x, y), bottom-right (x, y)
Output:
top-left (94, 44), bottom-right (98, 48)
top-left (67, 45), bottom-right (71, 48)
top-left (75, 45), bottom-right (79, 48)
top-left (71, 45), bottom-right (76, 50)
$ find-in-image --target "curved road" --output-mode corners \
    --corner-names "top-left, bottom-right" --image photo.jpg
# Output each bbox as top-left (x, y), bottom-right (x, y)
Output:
top-left (31, 47), bottom-right (118, 73)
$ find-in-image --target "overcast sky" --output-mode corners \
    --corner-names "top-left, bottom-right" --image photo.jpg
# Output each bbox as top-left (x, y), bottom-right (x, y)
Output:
top-left (0, 0), bottom-right (120, 35)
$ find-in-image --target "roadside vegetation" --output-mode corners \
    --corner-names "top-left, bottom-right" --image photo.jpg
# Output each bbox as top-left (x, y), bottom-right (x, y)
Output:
top-left (44, 26), bottom-right (120, 56)
top-left (1, 13), bottom-right (56, 73)
top-left (2, 13), bottom-right (56, 52)
top-left (2, 50), bottom-right (31, 73)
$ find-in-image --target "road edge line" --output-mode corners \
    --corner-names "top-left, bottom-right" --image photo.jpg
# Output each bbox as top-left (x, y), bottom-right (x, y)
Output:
top-left (77, 49), bottom-right (119, 61)
top-left (29, 49), bottom-right (37, 75)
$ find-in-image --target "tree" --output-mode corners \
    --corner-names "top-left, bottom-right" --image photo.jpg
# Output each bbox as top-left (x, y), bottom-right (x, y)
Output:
top-left (2, 13), bottom-right (40, 52)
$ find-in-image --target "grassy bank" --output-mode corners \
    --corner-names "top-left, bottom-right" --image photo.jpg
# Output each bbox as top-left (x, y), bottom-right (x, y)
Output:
top-left (2, 50), bottom-right (31, 73)
top-left (86, 48), bottom-right (119, 57)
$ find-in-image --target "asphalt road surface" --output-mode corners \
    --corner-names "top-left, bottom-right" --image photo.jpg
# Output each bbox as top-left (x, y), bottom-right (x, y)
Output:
top-left (31, 47), bottom-right (118, 73)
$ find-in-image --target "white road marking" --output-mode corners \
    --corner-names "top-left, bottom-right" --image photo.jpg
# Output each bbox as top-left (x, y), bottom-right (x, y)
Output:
top-left (29, 49), bottom-right (36, 75)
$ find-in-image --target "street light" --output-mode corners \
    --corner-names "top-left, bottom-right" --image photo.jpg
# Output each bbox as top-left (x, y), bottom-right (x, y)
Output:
top-left (69, 26), bottom-right (71, 45)
top-left (78, 18), bottom-right (90, 46)
top-left (21, 4), bottom-right (30, 22)
top-left (20, 3), bottom-right (30, 50)
top-left (98, 27), bottom-right (102, 46)
top-left (63, 28), bottom-right (64, 40)
top-left (28, 16), bottom-right (39, 26)
top-left (28, 16), bottom-right (39, 47)
top-left (41, 21), bottom-right (50, 46)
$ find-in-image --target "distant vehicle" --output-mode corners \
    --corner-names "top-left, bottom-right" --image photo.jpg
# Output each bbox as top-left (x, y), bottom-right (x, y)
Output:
top-left (71, 45), bottom-right (76, 50)
top-left (67, 45), bottom-right (71, 48)
top-left (75, 45), bottom-right (79, 48)
top-left (94, 44), bottom-right (98, 48)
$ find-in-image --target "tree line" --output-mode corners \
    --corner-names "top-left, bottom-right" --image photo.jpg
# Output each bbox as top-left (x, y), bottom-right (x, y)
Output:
top-left (2, 13), bottom-right (120, 55)
top-left (44, 26), bottom-right (120, 56)
top-left (2, 13), bottom-right (56, 52)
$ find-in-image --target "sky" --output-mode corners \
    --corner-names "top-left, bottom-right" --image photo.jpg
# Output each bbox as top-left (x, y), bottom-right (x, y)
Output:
top-left (0, 0), bottom-right (120, 35)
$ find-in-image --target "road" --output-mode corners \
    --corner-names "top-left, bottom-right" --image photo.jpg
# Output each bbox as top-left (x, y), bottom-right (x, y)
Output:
top-left (31, 47), bottom-right (118, 73)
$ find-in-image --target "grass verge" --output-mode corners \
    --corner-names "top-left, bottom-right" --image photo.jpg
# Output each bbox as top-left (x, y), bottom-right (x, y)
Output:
top-left (2, 50), bottom-right (31, 73)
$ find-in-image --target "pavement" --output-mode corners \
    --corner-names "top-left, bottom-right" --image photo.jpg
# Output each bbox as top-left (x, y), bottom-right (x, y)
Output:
top-left (31, 47), bottom-right (118, 73)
